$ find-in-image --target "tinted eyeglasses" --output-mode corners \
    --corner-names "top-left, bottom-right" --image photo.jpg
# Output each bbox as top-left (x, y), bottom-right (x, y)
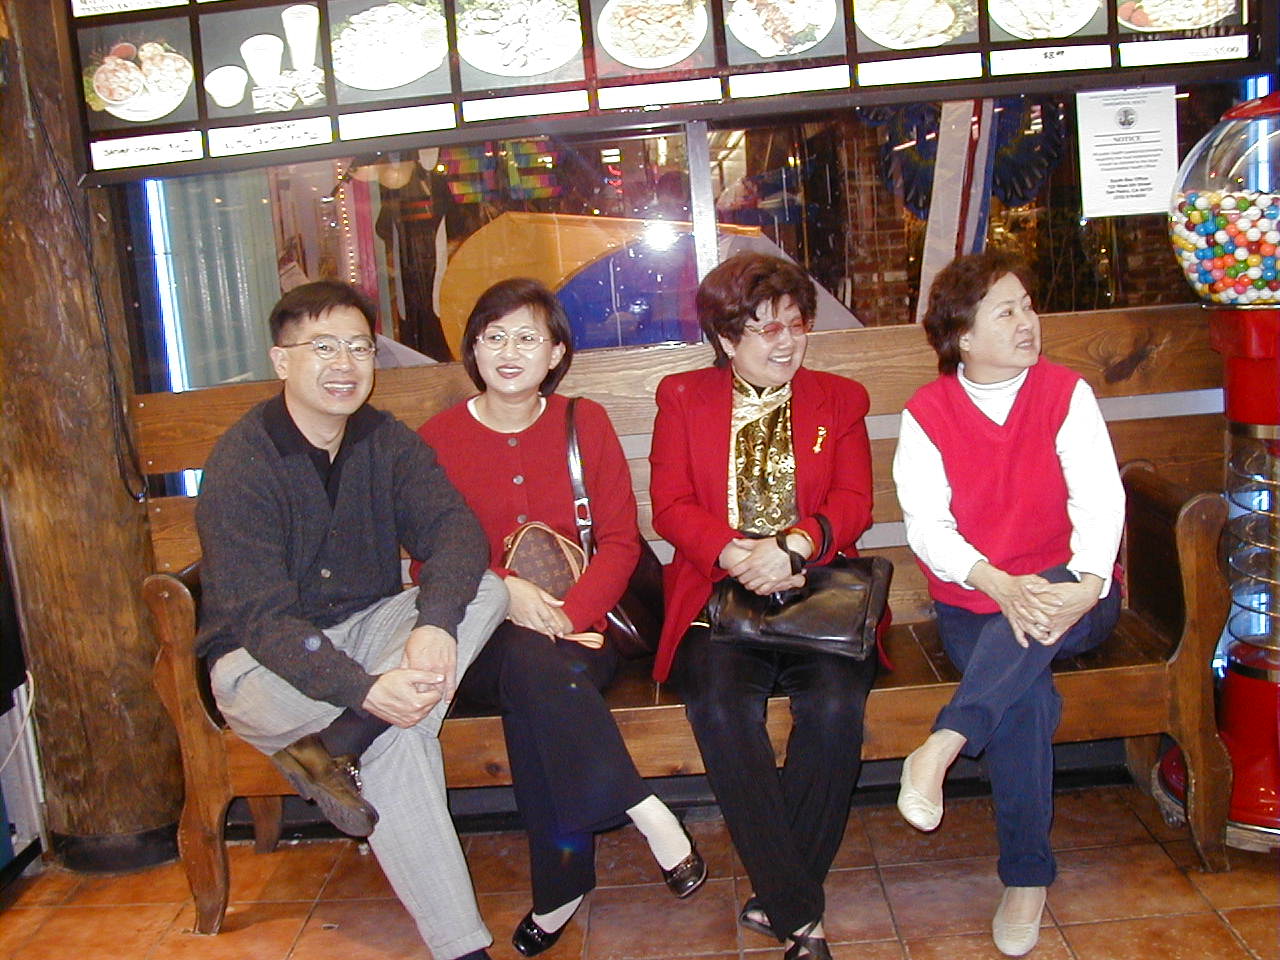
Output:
top-left (742, 317), bottom-right (813, 341)
top-left (278, 335), bottom-right (377, 362)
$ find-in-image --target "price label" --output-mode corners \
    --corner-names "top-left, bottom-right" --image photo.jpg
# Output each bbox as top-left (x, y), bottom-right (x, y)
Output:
top-left (338, 104), bottom-right (457, 141)
top-left (90, 131), bottom-right (203, 171)
top-left (72, 0), bottom-right (184, 15)
top-left (1119, 35), bottom-right (1248, 67)
top-left (728, 66), bottom-right (848, 99)
top-left (462, 90), bottom-right (589, 124)
top-left (857, 53), bottom-right (982, 87)
top-left (601, 78), bottom-right (723, 110)
top-left (207, 117), bottom-right (332, 158)
top-left (991, 44), bottom-right (1112, 75)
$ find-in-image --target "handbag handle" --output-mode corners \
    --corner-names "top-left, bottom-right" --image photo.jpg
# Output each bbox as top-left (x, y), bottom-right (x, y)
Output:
top-left (773, 513), bottom-right (835, 575)
top-left (773, 531), bottom-right (806, 576)
top-left (565, 398), bottom-right (595, 556)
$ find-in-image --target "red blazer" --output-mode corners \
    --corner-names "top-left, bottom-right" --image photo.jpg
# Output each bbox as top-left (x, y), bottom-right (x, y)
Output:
top-left (648, 365), bottom-right (874, 682)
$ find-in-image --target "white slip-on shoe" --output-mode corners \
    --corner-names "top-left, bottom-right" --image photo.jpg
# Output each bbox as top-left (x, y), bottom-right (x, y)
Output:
top-left (896, 748), bottom-right (943, 832)
top-left (991, 886), bottom-right (1046, 957)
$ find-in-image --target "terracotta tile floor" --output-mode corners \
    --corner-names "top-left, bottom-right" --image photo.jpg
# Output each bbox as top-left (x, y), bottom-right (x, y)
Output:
top-left (0, 785), bottom-right (1274, 960)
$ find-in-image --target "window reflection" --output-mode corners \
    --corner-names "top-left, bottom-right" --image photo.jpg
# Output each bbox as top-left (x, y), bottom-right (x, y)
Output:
top-left (129, 130), bottom-right (709, 389)
top-left (124, 89), bottom-right (1234, 393)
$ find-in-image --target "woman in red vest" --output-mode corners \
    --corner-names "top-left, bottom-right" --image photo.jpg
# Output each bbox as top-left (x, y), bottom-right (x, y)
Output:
top-left (650, 252), bottom-right (876, 960)
top-left (893, 249), bottom-right (1125, 957)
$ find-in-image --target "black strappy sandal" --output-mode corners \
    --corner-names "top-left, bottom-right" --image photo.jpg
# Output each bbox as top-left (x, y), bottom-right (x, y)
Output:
top-left (737, 896), bottom-right (773, 938)
top-left (784, 919), bottom-right (832, 960)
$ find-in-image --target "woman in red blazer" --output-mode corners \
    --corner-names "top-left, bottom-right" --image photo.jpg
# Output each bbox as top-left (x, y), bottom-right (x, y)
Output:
top-left (650, 252), bottom-right (876, 960)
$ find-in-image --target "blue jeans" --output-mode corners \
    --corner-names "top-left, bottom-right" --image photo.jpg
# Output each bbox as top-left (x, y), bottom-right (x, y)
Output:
top-left (933, 566), bottom-right (1121, 887)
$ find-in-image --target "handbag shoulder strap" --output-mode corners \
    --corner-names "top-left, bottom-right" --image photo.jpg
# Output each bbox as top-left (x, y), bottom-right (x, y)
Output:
top-left (565, 398), bottom-right (595, 555)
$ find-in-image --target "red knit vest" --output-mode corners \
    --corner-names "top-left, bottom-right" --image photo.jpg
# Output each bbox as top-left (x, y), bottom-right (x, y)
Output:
top-left (905, 359), bottom-right (1079, 613)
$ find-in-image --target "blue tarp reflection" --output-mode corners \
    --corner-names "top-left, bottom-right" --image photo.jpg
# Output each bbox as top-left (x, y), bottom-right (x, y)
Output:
top-left (557, 233), bottom-right (702, 349)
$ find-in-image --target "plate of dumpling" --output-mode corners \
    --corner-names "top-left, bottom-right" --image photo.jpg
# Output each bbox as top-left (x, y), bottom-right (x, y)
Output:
top-left (854, 0), bottom-right (974, 48)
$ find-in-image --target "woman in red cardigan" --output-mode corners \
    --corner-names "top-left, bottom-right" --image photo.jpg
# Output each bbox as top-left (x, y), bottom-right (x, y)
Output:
top-left (649, 253), bottom-right (876, 960)
top-left (419, 278), bottom-right (705, 958)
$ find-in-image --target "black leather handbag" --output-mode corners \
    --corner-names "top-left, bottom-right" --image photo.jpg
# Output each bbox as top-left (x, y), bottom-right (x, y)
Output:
top-left (706, 515), bottom-right (892, 661)
top-left (566, 399), bottom-right (664, 659)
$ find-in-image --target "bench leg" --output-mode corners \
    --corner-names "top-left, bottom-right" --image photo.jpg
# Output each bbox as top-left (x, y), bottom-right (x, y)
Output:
top-left (248, 796), bottom-right (284, 854)
top-left (178, 790), bottom-right (234, 934)
top-left (1124, 735), bottom-right (1161, 793)
top-left (1175, 725), bottom-right (1233, 872)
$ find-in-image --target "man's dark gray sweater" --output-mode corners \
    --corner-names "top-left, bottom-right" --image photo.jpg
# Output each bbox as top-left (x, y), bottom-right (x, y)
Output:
top-left (195, 395), bottom-right (489, 710)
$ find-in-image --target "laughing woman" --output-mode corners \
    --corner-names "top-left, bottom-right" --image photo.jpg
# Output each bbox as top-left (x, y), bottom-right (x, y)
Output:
top-left (418, 278), bottom-right (706, 958)
top-left (893, 249), bottom-right (1124, 957)
top-left (650, 252), bottom-right (877, 960)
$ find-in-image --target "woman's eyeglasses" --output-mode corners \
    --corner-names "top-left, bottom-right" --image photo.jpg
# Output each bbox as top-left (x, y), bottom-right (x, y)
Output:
top-left (743, 318), bottom-right (813, 342)
top-left (476, 330), bottom-right (552, 352)
top-left (278, 334), bottom-right (377, 361)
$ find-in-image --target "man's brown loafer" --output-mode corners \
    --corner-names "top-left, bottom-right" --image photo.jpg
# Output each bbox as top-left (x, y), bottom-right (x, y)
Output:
top-left (270, 733), bottom-right (379, 837)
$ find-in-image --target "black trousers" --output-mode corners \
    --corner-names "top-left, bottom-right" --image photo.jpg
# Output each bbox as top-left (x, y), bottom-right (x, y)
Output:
top-left (456, 621), bottom-right (651, 912)
top-left (673, 626), bottom-right (877, 939)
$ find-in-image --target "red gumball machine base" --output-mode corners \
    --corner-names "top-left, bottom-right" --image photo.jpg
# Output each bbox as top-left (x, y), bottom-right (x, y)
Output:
top-left (1154, 642), bottom-right (1280, 853)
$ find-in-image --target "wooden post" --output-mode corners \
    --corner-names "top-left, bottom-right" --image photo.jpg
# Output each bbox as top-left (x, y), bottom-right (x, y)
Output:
top-left (0, 1), bottom-right (181, 869)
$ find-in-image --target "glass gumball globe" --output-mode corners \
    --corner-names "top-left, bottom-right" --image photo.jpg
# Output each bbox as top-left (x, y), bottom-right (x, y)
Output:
top-left (1170, 92), bottom-right (1280, 306)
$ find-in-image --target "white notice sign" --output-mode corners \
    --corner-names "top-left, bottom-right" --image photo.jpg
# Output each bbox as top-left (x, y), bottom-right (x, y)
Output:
top-left (1076, 85), bottom-right (1177, 218)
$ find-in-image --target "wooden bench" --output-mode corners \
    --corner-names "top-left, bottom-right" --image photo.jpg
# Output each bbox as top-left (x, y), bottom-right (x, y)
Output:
top-left (137, 305), bottom-right (1234, 935)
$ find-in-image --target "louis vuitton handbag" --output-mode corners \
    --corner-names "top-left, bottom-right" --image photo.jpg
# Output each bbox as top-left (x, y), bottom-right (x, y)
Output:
top-left (501, 520), bottom-right (605, 649)
top-left (706, 515), bottom-right (892, 660)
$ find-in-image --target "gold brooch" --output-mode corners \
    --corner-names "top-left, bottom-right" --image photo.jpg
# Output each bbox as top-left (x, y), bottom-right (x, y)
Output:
top-left (813, 426), bottom-right (827, 453)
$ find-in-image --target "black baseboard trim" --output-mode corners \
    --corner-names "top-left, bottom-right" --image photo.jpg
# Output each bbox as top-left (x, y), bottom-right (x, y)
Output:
top-left (49, 823), bottom-right (177, 873)
top-left (225, 761), bottom-right (1138, 842)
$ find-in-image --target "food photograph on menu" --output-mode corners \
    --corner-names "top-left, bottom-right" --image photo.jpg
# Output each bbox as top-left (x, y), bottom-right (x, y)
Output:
top-left (852, 0), bottom-right (977, 51)
top-left (329, 0), bottom-right (451, 103)
top-left (199, 3), bottom-right (327, 118)
top-left (723, 0), bottom-right (845, 65)
top-left (987, 0), bottom-right (1105, 41)
top-left (77, 17), bottom-right (197, 132)
top-left (592, 0), bottom-right (713, 77)
top-left (1115, 0), bottom-right (1238, 31)
top-left (456, 0), bottom-right (585, 91)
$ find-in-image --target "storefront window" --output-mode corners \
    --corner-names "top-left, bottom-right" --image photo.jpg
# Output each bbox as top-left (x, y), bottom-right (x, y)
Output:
top-left (128, 128), bottom-right (712, 390)
top-left (124, 83), bottom-right (1239, 392)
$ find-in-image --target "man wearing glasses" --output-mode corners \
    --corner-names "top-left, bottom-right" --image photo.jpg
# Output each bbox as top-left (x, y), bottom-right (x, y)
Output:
top-left (195, 280), bottom-right (505, 960)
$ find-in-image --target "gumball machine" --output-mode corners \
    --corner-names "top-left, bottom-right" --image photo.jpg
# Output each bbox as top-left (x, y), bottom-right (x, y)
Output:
top-left (1160, 90), bottom-right (1280, 852)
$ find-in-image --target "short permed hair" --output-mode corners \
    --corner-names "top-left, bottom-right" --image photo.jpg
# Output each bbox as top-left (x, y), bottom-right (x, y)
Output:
top-left (921, 249), bottom-right (1035, 375)
top-left (696, 252), bottom-right (816, 368)
top-left (460, 277), bottom-right (574, 396)
top-left (267, 280), bottom-right (377, 345)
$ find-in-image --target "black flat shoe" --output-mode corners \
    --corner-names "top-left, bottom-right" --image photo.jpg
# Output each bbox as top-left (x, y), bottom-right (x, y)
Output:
top-left (660, 839), bottom-right (708, 898)
top-left (738, 896), bottom-right (774, 938)
top-left (784, 920), bottom-right (832, 960)
top-left (512, 911), bottom-right (563, 958)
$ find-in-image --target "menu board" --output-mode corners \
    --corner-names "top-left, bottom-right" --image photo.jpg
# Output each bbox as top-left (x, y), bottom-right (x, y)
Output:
top-left (65, 0), bottom-right (1269, 185)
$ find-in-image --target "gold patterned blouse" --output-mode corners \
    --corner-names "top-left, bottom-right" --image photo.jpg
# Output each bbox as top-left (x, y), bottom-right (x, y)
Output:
top-left (727, 372), bottom-right (799, 535)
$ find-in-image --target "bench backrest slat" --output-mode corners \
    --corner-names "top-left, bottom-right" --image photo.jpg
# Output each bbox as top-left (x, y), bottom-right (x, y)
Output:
top-left (133, 303), bottom-right (1224, 623)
